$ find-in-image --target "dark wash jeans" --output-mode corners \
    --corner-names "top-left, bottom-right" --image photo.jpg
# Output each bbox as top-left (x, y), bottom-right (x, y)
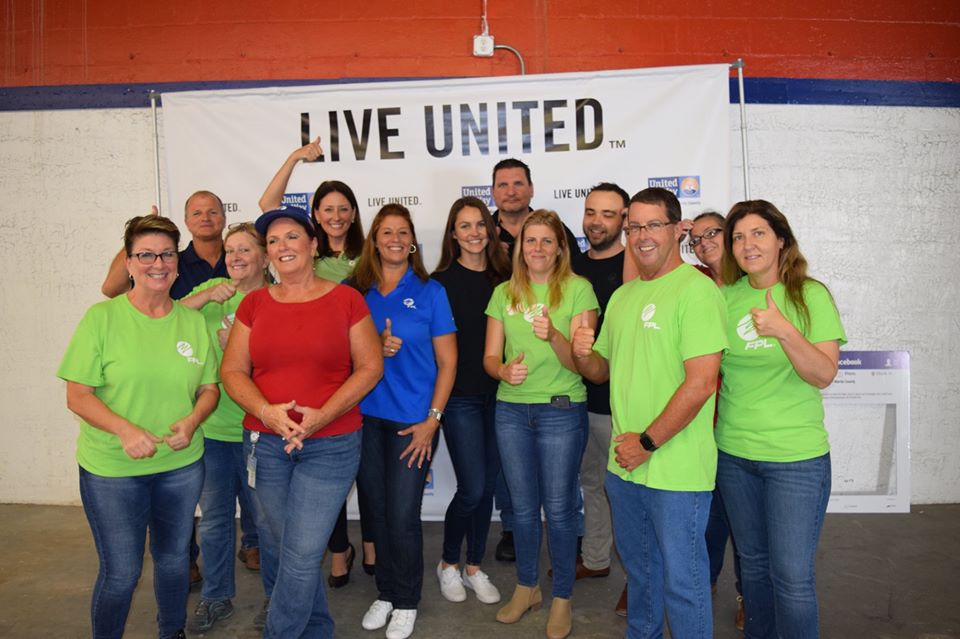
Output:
top-left (357, 415), bottom-right (439, 610)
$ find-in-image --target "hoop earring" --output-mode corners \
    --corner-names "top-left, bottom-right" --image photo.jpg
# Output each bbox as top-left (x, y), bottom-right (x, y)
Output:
top-left (409, 244), bottom-right (418, 254)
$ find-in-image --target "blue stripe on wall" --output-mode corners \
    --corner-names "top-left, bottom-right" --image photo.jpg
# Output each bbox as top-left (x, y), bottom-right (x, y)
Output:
top-left (1, 77), bottom-right (958, 111)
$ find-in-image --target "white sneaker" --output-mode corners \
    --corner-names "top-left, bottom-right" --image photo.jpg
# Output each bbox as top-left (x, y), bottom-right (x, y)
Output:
top-left (385, 608), bottom-right (417, 639)
top-left (361, 600), bottom-right (394, 630)
top-left (462, 568), bottom-right (501, 604)
top-left (436, 562), bottom-right (467, 602)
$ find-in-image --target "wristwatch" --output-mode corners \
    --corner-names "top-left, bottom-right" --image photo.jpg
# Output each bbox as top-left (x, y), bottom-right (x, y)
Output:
top-left (427, 407), bottom-right (444, 423)
top-left (639, 431), bottom-right (658, 452)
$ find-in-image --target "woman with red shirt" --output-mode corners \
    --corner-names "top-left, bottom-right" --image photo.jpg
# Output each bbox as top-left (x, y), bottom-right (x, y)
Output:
top-left (221, 206), bottom-right (382, 638)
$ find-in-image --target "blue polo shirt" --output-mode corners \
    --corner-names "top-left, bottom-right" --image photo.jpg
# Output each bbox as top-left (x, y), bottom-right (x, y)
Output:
top-left (170, 241), bottom-right (228, 300)
top-left (360, 267), bottom-right (457, 424)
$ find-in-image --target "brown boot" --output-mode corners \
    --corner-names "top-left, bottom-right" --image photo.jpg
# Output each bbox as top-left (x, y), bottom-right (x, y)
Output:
top-left (546, 597), bottom-right (572, 639)
top-left (496, 584), bottom-right (542, 623)
top-left (735, 595), bottom-right (745, 631)
top-left (615, 584), bottom-right (627, 617)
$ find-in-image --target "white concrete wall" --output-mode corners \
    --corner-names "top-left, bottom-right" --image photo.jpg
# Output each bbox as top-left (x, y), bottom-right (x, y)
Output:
top-left (1, 103), bottom-right (957, 505)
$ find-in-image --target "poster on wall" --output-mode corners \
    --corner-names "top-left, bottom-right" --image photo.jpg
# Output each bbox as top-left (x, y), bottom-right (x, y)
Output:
top-left (824, 351), bottom-right (911, 513)
top-left (162, 65), bottom-right (731, 519)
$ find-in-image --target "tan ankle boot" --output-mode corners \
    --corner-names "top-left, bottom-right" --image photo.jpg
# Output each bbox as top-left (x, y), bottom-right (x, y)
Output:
top-left (496, 584), bottom-right (542, 623)
top-left (546, 596), bottom-right (572, 639)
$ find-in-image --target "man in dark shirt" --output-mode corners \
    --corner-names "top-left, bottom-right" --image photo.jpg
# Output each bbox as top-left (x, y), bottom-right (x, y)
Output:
top-left (489, 158), bottom-right (587, 274)
top-left (101, 190), bottom-right (228, 300)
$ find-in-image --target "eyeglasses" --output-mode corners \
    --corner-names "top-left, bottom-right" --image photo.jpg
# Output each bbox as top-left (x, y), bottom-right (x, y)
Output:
top-left (623, 220), bottom-right (676, 235)
top-left (228, 222), bottom-right (257, 232)
top-left (132, 251), bottom-right (178, 265)
top-left (689, 227), bottom-right (723, 247)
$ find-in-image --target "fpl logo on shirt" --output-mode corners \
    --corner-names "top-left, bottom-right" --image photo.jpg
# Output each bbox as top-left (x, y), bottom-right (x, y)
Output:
top-left (736, 315), bottom-right (774, 351)
top-left (505, 302), bottom-right (545, 323)
top-left (176, 341), bottom-right (204, 366)
top-left (641, 304), bottom-right (660, 330)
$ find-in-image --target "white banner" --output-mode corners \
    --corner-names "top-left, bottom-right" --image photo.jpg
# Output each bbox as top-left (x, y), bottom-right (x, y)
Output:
top-left (162, 65), bottom-right (731, 518)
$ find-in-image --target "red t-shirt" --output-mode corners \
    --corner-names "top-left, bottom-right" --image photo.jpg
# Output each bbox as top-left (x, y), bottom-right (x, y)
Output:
top-left (235, 284), bottom-right (370, 438)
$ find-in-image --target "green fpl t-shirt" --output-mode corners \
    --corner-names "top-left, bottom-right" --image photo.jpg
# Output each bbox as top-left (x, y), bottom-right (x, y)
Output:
top-left (189, 278), bottom-right (247, 442)
top-left (314, 253), bottom-right (357, 283)
top-left (485, 277), bottom-right (599, 404)
top-left (595, 263), bottom-right (727, 491)
top-left (58, 295), bottom-right (219, 477)
top-left (717, 278), bottom-right (846, 462)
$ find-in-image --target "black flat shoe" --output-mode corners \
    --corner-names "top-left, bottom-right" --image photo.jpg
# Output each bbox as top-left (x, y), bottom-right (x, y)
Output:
top-left (362, 544), bottom-right (376, 575)
top-left (327, 543), bottom-right (355, 589)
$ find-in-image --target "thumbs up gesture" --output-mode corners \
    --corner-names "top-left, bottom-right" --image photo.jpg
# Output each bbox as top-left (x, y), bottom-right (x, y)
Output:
top-left (500, 352), bottom-right (528, 385)
top-left (381, 317), bottom-right (403, 357)
top-left (750, 289), bottom-right (789, 339)
top-left (532, 306), bottom-right (555, 341)
top-left (292, 136), bottom-right (323, 163)
top-left (572, 310), bottom-right (595, 358)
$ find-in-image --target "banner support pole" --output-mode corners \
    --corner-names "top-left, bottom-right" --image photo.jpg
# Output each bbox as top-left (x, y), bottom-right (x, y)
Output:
top-left (150, 90), bottom-right (163, 214)
top-left (730, 59), bottom-right (751, 199)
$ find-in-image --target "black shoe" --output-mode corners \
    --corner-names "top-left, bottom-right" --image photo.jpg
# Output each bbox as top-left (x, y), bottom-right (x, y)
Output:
top-left (495, 531), bottom-right (516, 562)
top-left (188, 599), bottom-right (234, 633)
top-left (253, 598), bottom-right (270, 630)
top-left (328, 543), bottom-right (356, 589)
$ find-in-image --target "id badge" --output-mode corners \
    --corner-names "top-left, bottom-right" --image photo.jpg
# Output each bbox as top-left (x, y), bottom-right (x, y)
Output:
top-left (247, 431), bottom-right (260, 489)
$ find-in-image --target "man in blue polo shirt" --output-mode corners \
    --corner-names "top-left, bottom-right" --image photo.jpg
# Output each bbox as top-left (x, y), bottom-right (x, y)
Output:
top-left (101, 190), bottom-right (228, 300)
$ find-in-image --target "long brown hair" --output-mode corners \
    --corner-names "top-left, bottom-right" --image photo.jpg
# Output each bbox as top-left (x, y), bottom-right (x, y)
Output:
top-left (311, 180), bottom-right (365, 259)
top-left (722, 200), bottom-right (830, 332)
top-left (433, 196), bottom-right (511, 285)
top-left (349, 204), bottom-right (429, 294)
top-left (506, 209), bottom-right (575, 310)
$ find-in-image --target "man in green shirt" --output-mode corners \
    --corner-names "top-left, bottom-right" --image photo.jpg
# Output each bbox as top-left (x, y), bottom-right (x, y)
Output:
top-left (573, 187), bottom-right (727, 639)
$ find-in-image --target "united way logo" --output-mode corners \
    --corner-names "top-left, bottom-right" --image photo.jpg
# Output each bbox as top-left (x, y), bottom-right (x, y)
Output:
top-left (461, 185), bottom-right (494, 208)
top-left (281, 193), bottom-right (311, 208)
top-left (641, 304), bottom-right (660, 330)
top-left (647, 176), bottom-right (701, 199)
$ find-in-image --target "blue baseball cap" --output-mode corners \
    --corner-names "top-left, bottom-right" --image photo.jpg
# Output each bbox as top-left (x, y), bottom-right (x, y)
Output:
top-left (254, 206), bottom-right (315, 237)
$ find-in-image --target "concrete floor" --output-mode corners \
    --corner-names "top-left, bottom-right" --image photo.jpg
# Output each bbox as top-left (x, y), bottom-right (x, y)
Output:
top-left (0, 504), bottom-right (958, 638)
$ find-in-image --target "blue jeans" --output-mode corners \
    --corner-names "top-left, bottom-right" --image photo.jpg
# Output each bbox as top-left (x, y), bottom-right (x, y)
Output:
top-left (494, 470), bottom-right (514, 531)
top-left (441, 394), bottom-right (500, 566)
top-left (247, 429), bottom-right (360, 639)
top-left (495, 400), bottom-right (586, 598)
top-left (244, 431), bottom-right (279, 600)
top-left (716, 451), bottom-right (831, 639)
top-left (357, 415), bottom-right (439, 609)
top-left (606, 472), bottom-right (713, 639)
top-left (705, 485), bottom-right (742, 593)
top-left (197, 437), bottom-right (260, 601)
top-left (79, 460), bottom-right (204, 639)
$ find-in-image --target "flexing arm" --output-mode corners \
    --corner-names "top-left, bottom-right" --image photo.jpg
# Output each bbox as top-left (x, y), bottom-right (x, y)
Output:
top-left (258, 138), bottom-right (323, 212)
